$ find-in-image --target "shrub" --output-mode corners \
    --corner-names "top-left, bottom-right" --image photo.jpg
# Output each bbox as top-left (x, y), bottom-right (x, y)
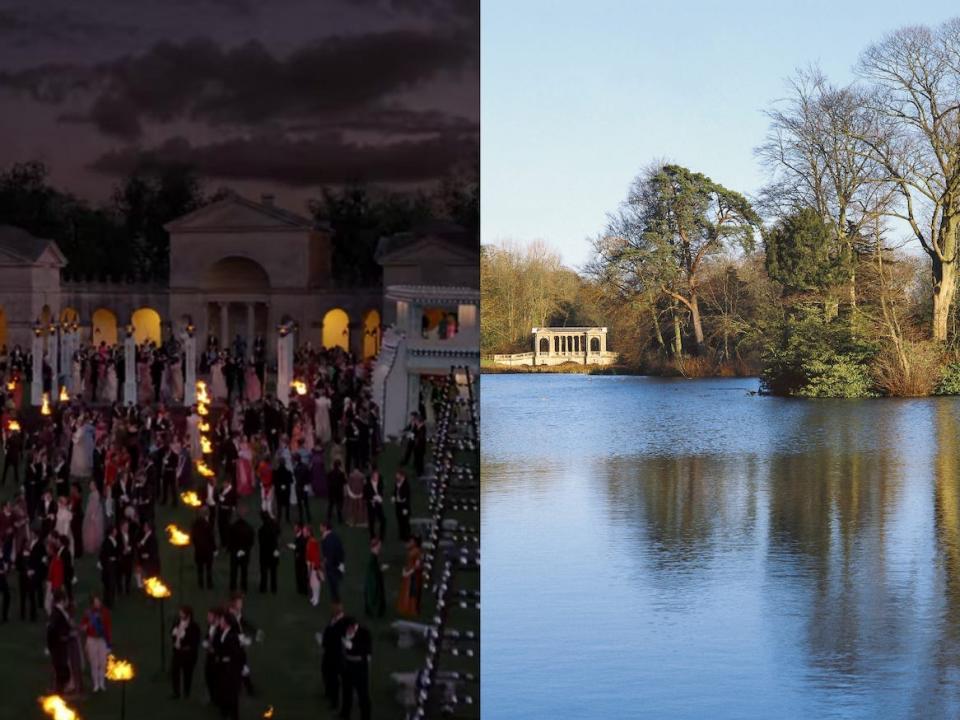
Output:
top-left (935, 361), bottom-right (960, 395)
top-left (760, 303), bottom-right (877, 397)
top-left (872, 341), bottom-right (943, 397)
top-left (795, 355), bottom-right (877, 398)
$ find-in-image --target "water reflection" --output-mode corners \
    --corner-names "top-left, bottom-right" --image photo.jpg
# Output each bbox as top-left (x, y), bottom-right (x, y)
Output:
top-left (483, 375), bottom-right (960, 719)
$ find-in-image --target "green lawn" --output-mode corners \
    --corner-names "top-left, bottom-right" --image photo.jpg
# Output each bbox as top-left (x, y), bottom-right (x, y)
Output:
top-left (0, 439), bottom-right (479, 720)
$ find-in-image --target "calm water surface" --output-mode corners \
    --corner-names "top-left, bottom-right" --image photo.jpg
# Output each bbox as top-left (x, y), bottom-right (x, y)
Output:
top-left (481, 374), bottom-right (960, 719)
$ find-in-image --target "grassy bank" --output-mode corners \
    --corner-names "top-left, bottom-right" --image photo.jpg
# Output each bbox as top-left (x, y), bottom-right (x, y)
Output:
top-left (481, 355), bottom-right (758, 378)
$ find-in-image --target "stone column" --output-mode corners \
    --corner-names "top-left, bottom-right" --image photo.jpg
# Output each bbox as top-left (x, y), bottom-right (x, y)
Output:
top-left (183, 330), bottom-right (196, 406)
top-left (276, 324), bottom-right (294, 407)
top-left (31, 326), bottom-right (42, 406)
top-left (123, 330), bottom-right (136, 405)
top-left (533, 330), bottom-right (540, 366)
top-left (50, 327), bottom-right (60, 405)
top-left (246, 303), bottom-right (255, 356)
top-left (220, 302), bottom-right (229, 349)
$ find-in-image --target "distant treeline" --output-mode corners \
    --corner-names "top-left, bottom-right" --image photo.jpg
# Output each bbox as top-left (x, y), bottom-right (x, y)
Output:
top-left (0, 161), bottom-right (478, 286)
top-left (483, 18), bottom-right (960, 397)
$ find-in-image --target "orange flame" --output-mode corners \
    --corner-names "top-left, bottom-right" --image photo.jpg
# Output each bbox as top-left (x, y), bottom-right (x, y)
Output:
top-left (199, 421), bottom-right (211, 433)
top-left (197, 404), bottom-right (209, 416)
top-left (200, 436), bottom-right (213, 454)
top-left (196, 460), bottom-right (216, 478)
top-left (290, 380), bottom-right (307, 396)
top-left (59, 385), bottom-right (69, 402)
top-left (144, 576), bottom-right (171, 599)
top-left (39, 695), bottom-right (79, 720)
top-left (180, 491), bottom-right (202, 507)
top-left (263, 706), bottom-right (275, 718)
top-left (166, 524), bottom-right (190, 546)
top-left (7, 420), bottom-right (20, 432)
top-left (105, 654), bottom-right (135, 681)
top-left (41, 393), bottom-right (51, 416)
top-left (5, 380), bottom-right (14, 391)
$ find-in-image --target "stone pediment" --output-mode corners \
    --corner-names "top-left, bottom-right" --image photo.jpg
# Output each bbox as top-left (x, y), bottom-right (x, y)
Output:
top-left (378, 235), bottom-right (478, 265)
top-left (164, 194), bottom-right (314, 233)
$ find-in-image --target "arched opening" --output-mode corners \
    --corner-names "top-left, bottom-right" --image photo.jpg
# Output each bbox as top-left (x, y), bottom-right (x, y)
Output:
top-left (131, 308), bottom-right (162, 346)
top-left (0, 307), bottom-right (6, 348)
top-left (60, 307), bottom-right (79, 324)
top-left (539, 337), bottom-right (549, 353)
top-left (322, 308), bottom-right (350, 351)
top-left (362, 309), bottom-right (381, 359)
top-left (203, 256), bottom-right (270, 292)
top-left (92, 308), bottom-right (118, 346)
top-left (590, 337), bottom-right (600, 352)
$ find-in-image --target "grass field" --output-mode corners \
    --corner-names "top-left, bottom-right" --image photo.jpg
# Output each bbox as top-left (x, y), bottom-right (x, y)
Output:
top-left (0, 437), bottom-right (479, 720)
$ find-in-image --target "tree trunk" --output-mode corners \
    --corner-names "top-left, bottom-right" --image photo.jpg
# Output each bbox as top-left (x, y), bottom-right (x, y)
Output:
top-left (933, 213), bottom-right (960, 342)
top-left (933, 256), bottom-right (957, 342)
top-left (689, 292), bottom-right (705, 352)
top-left (671, 304), bottom-right (683, 358)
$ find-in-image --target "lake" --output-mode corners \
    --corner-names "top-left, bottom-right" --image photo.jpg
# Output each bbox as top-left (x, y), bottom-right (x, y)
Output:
top-left (481, 374), bottom-right (960, 719)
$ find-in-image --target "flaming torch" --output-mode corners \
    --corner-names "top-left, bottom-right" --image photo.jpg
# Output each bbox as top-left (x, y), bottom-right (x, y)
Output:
top-left (5, 379), bottom-right (14, 391)
top-left (290, 379), bottom-right (307, 396)
top-left (197, 403), bottom-right (209, 416)
top-left (144, 576), bottom-right (171, 671)
top-left (180, 490), bottom-right (202, 508)
top-left (41, 392), bottom-right (52, 416)
top-left (167, 524), bottom-right (191, 595)
top-left (106, 655), bottom-right (135, 720)
top-left (39, 695), bottom-right (79, 720)
top-left (59, 385), bottom-right (69, 402)
top-left (196, 381), bottom-right (211, 405)
top-left (7, 419), bottom-right (20, 433)
top-left (196, 460), bottom-right (216, 478)
top-left (263, 706), bottom-right (275, 718)
top-left (199, 421), bottom-right (210, 433)
top-left (200, 436), bottom-right (213, 455)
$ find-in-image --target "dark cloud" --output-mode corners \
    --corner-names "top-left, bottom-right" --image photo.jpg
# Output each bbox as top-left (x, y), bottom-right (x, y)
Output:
top-left (88, 130), bottom-right (478, 186)
top-left (0, 8), bottom-right (142, 47)
top-left (0, 31), bottom-right (476, 139)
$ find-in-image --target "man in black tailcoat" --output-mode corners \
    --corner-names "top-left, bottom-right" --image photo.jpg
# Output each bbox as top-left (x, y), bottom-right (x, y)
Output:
top-left (191, 507), bottom-right (216, 590)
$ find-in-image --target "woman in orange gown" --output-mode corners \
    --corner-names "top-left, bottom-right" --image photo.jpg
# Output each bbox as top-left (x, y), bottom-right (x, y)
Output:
top-left (396, 537), bottom-right (423, 618)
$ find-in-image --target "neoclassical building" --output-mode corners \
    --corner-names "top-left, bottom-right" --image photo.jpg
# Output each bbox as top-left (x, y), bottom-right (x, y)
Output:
top-left (372, 221), bottom-right (480, 439)
top-left (492, 326), bottom-right (618, 367)
top-left (0, 193), bottom-right (383, 360)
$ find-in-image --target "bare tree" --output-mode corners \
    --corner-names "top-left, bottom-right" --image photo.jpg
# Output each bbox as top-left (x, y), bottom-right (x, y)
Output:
top-left (854, 19), bottom-right (960, 341)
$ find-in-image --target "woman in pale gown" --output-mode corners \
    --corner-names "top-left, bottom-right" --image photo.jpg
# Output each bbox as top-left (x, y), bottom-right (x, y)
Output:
top-left (236, 438), bottom-right (254, 497)
top-left (71, 356), bottom-right (82, 398)
top-left (82, 480), bottom-right (104, 556)
top-left (244, 362), bottom-right (261, 403)
top-left (101, 362), bottom-right (118, 404)
top-left (170, 356), bottom-right (184, 404)
top-left (55, 496), bottom-right (74, 555)
top-left (314, 393), bottom-right (332, 445)
top-left (211, 356), bottom-right (228, 401)
top-left (70, 418), bottom-right (95, 478)
top-left (137, 355), bottom-right (152, 404)
top-left (186, 408), bottom-right (201, 459)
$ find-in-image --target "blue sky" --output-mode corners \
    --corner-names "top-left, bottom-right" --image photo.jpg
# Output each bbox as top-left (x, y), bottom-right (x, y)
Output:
top-left (481, 1), bottom-right (957, 268)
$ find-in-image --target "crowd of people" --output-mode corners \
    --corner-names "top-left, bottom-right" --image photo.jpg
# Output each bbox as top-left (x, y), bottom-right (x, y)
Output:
top-left (0, 334), bottom-right (444, 719)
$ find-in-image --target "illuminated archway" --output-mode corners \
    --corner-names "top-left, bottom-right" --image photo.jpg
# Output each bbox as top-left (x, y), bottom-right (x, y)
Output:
top-left (362, 309), bottom-right (381, 359)
top-left (60, 307), bottom-right (78, 324)
top-left (322, 308), bottom-right (350, 351)
top-left (92, 308), bottom-right (118, 346)
top-left (131, 307), bottom-right (162, 346)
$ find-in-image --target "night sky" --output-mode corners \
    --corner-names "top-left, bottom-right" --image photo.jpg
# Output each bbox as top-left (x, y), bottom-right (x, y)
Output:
top-left (0, 0), bottom-right (478, 209)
